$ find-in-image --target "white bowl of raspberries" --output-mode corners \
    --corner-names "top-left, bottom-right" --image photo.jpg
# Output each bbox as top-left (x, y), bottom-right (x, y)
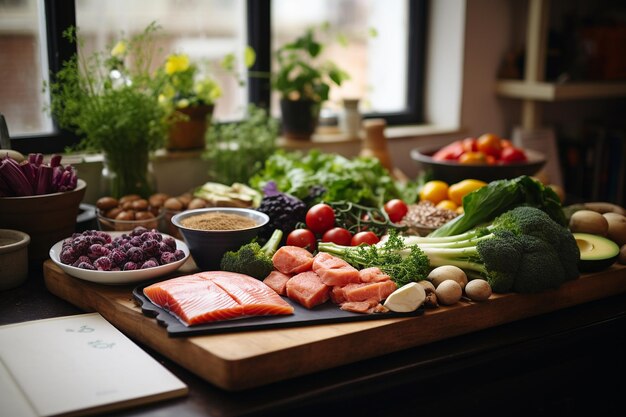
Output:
top-left (49, 226), bottom-right (189, 284)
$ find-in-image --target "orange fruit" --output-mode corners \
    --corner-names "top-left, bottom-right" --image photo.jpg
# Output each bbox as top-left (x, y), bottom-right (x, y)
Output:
top-left (419, 180), bottom-right (449, 204)
top-left (447, 179), bottom-right (488, 206)
top-left (436, 199), bottom-right (458, 211)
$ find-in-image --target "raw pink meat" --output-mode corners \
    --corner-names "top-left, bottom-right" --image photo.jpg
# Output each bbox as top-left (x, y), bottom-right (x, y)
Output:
top-left (285, 271), bottom-right (330, 309)
top-left (272, 246), bottom-right (314, 274)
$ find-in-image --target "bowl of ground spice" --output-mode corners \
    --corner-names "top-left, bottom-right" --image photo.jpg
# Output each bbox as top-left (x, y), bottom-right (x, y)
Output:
top-left (170, 208), bottom-right (269, 271)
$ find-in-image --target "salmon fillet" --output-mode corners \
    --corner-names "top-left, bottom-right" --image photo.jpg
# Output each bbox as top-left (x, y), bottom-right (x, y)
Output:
top-left (358, 267), bottom-right (392, 283)
top-left (144, 275), bottom-right (244, 325)
top-left (199, 271), bottom-right (294, 316)
top-left (263, 270), bottom-right (292, 295)
top-left (341, 280), bottom-right (398, 303)
top-left (285, 271), bottom-right (330, 309)
top-left (144, 272), bottom-right (293, 326)
top-left (272, 246), bottom-right (314, 274)
top-left (312, 252), bottom-right (360, 286)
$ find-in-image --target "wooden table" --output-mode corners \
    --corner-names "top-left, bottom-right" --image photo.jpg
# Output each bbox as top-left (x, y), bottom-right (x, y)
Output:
top-left (2, 261), bottom-right (625, 416)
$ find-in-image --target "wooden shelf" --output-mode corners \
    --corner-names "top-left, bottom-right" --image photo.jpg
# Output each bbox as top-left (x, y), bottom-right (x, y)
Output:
top-left (496, 80), bottom-right (626, 101)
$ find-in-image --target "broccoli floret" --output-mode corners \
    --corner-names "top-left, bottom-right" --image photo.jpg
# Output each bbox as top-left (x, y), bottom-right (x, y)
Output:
top-left (220, 229), bottom-right (283, 280)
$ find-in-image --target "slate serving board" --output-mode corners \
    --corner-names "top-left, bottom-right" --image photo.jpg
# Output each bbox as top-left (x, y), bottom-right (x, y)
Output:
top-left (133, 284), bottom-right (424, 337)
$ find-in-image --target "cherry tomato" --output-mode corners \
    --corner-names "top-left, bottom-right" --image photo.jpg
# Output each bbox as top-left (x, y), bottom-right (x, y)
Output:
top-left (500, 146), bottom-right (528, 163)
top-left (351, 231), bottom-right (380, 246)
top-left (383, 199), bottom-right (409, 223)
top-left (458, 151), bottom-right (487, 165)
top-left (286, 228), bottom-right (317, 252)
top-left (477, 133), bottom-right (503, 159)
top-left (322, 227), bottom-right (353, 246)
top-left (305, 203), bottom-right (335, 234)
top-left (431, 140), bottom-right (464, 161)
top-left (461, 137), bottom-right (478, 152)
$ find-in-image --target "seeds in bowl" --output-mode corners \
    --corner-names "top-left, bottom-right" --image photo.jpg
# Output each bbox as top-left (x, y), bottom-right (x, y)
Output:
top-left (401, 201), bottom-right (459, 235)
top-left (181, 212), bottom-right (258, 231)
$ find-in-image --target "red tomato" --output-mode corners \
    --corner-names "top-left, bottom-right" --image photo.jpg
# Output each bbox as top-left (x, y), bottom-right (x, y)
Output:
top-left (431, 141), bottom-right (464, 161)
top-left (500, 146), bottom-right (528, 163)
top-left (383, 199), bottom-right (409, 223)
top-left (305, 203), bottom-right (335, 234)
top-left (461, 137), bottom-right (478, 152)
top-left (322, 227), bottom-right (352, 246)
top-left (351, 231), bottom-right (380, 246)
top-left (286, 229), bottom-right (317, 252)
top-left (477, 133), bottom-right (503, 159)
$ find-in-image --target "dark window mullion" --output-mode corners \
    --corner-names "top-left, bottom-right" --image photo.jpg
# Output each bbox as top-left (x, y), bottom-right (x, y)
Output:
top-left (247, 0), bottom-right (271, 109)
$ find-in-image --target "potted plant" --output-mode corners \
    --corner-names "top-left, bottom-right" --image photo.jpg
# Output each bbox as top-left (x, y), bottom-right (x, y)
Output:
top-left (157, 53), bottom-right (223, 151)
top-left (273, 25), bottom-right (350, 140)
top-left (47, 22), bottom-right (169, 198)
top-left (203, 103), bottom-right (278, 185)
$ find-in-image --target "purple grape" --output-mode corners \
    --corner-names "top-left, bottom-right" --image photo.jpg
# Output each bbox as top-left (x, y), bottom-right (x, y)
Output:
top-left (109, 248), bottom-right (128, 266)
top-left (162, 237), bottom-right (176, 250)
top-left (129, 236), bottom-right (143, 247)
top-left (173, 249), bottom-right (185, 261)
top-left (94, 256), bottom-right (112, 271)
top-left (72, 256), bottom-right (91, 267)
top-left (141, 259), bottom-right (158, 269)
top-left (78, 261), bottom-right (96, 270)
top-left (127, 247), bottom-right (144, 263)
top-left (160, 252), bottom-right (177, 265)
top-left (141, 239), bottom-right (160, 257)
top-left (131, 226), bottom-right (148, 237)
top-left (72, 236), bottom-right (90, 254)
top-left (123, 261), bottom-right (138, 271)
top-left (88, 244), bottom-right (111, 259)
top-left (60, 248), bottom-right (78, 265)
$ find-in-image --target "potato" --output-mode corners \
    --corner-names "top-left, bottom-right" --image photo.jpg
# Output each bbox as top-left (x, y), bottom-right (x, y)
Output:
top-left (584, 202), bottom-right (626, 216)
top-left (149, 193), bottom-right (170, 208)
top-left (115, 210), bottom-right (135, 221)
top-left (164, 197), bottom-right (184, 211)
top-left (427, 265), bottom-right (468, 290)
top-left (131, 198), bottom-right (149, 211)
top-left (135, 211), bottom-right (156, 220)
top-left (465, 279), bottom-right (492, 301)
top-left (104, 207), bottom-right (123, 220)
top-left (603, 213), bottom-right (626, 246)
top-left (177, 193), bottom-right (193, 207)
top-left (96, 196), bottom-right (118, 211)
top-left (435, 280), bottom-right (462, 305)
top-left (187, 198), bottom-right (208, 210)
top-left (119, 194), bottom-right (141, 205)
top-left (569, 210), bottom-right (608, 236)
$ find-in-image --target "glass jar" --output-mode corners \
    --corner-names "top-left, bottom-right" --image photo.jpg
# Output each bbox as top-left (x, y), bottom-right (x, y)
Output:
top-left (101, 150), bottom-right (156, 198)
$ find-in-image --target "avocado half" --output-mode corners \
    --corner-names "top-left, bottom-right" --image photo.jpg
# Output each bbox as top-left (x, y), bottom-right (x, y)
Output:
top-left (573, 232), bottom-right (620, 273)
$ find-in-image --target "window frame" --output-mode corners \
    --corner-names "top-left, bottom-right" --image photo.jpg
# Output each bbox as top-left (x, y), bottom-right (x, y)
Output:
top-left (10, 0), bottom-right (427, 153)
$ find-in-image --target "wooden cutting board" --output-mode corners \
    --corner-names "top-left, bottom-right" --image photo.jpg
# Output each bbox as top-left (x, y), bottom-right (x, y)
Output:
top-left (43, 260), bottom-right (626, 391)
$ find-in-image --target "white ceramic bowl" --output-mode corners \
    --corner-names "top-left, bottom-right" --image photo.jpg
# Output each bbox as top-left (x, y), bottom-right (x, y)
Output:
top-left (49, 231), bottom-right (190, 285)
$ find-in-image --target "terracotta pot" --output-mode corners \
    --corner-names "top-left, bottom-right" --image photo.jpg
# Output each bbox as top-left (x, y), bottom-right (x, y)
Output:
top-left (167, 105), bottom-right (214, 151)
top-left (0, 179), bottom-right (87, 263)
top-left (280, 98), bottom-right (320, 141)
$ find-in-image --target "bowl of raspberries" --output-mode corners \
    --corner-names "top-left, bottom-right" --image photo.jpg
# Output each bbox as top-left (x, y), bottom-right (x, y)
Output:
top-left (49, 226), bottom-right (189, 284)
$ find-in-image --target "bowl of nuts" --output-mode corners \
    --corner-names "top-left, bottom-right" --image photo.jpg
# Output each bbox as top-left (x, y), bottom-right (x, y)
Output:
top-left (95, 194), bottom-right (164, 232)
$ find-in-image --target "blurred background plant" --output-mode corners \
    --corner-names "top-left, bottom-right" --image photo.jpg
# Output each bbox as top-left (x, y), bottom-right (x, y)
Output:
top-left (203, 103), bottom-right (278, 185)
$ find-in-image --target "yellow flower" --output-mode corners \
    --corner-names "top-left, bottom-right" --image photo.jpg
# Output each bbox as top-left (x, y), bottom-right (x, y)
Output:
top-left (110, 41), bottom-right (127, 58)
top-left (165, 54), bottom-right (190, 75)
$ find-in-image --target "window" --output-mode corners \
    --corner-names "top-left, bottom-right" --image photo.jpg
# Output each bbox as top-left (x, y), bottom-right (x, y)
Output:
top-left (5, 0), bottom-right (426, 153)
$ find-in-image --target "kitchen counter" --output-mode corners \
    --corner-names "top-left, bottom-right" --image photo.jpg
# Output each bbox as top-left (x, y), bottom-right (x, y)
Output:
top-left (2, 262), bottom-right (625, 417)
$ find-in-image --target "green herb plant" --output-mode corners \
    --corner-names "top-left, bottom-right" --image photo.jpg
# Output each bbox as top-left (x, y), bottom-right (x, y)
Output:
top-left (46, 22), bottom-right (169, 197)
top-left (203, 104), bottom-right (279, 185)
